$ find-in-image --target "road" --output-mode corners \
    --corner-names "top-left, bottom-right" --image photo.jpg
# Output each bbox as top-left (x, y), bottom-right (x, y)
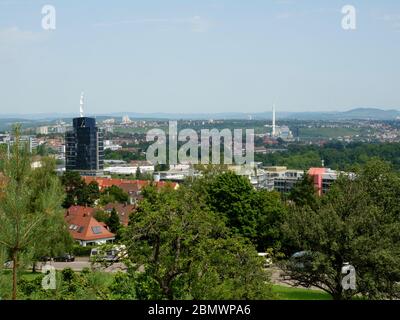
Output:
top-left (37, 257), bottom-right (127, 273)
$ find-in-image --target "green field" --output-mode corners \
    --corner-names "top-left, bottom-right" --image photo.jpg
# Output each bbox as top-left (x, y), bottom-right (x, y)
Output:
top-left (299, 127), bottom-right (362, 138)
top-left (272, 285), bottom-right (332, 300)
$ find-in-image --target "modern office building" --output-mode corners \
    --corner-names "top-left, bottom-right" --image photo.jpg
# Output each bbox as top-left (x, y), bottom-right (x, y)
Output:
top-left (307, 167), bottom-right (354, 195)
top-left (266, 166), bottom-right (305, 193)
top-left (65, 117), bottom-right (104, 176)
top-left (65, 93), bottom-right (104, 176)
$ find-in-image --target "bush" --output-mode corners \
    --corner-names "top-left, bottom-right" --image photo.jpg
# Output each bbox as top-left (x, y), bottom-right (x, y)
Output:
top-left (72, 245), bottom-right (92, 257)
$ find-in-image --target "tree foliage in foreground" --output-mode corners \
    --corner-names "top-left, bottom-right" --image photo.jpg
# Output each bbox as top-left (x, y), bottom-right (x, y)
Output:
top-left (124, 184), bottom-right (273, 300)
top-left (282, 160), bottom-right (400, 300)
top-left (197, 171), bottom-right (287, 251)
top-left (0, 126), bottom-right (71, 299)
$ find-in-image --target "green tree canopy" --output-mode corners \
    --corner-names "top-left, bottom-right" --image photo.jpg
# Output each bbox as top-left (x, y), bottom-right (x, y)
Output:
top-left (282, 160), bottom-right (400, 300)
top-left (61, 172), bottom-right (100, 208)
top-left (0, 126), bottom-right (69, 299)
top-left (123, 184), bottom-right (273, 300)
top-left (288, 173), bottom-right (318, 209)
top-left (100, 185), bottom-right (129, 205)
top-left (197, 171), bottom-right (286, 251)
top-left (107, 208), bottom-right (121, 234)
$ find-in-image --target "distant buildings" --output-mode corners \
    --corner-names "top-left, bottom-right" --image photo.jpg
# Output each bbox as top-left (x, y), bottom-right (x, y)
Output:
top-left (230, 164), bottom-right (350, 195)
top-left (121, 115), bottom-right (133, 125)
top-left (308, 167), bottom-right (350, 195)
top-left (266, 104), bottom-right (294, 141)
top-left (1, 133), bottom-right (38, 154)
top-left (36, 126), bottom-right (48, 135)
top-left (104, 140), bottom-right (122, 151)
top-left (0, 133), bottom-right (10, 144)
top-left (103, 165), bottom-right (154, 176)
top-left (17, 135), bottom-right (38, 153)
top-left (265, 166), bottom-right (305, 193)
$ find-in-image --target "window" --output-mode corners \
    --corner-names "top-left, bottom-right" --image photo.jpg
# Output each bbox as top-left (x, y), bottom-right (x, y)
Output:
top-left (91, 226), bottom-right (102, 234)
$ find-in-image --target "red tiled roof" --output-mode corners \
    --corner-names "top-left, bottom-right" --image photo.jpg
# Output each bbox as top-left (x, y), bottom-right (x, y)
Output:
top-left (103, 203), bottom-right (136, 226)
top-left (65, 206), bottom-right (115, 242)
top-left (82, 177), bottom-right (179, 191)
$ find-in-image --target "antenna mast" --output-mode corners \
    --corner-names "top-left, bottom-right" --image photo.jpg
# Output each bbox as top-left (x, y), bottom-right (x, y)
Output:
top-left (80, 92), bottom-right (85, 117)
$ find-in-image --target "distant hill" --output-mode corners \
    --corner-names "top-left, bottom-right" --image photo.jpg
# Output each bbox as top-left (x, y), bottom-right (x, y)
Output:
top-left (0, 108), bottom-right (399, 125)
top-left (283, 108), bottom-right (400, 121)
top-left (340, 108), bottom-right (400, 120)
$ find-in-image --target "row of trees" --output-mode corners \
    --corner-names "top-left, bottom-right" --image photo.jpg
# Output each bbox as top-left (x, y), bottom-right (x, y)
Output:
top-left (256, 141), bottom-right (400, 171)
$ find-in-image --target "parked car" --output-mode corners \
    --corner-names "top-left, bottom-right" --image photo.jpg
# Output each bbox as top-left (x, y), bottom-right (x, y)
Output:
top-left (290, 251), bottom-right (313, 269)
top-left (39, 256), bottom-right (52, 262)
top-left (3, 261), bottom-right (12, 269)
top-left (53, 254), bottom-right (75, 262)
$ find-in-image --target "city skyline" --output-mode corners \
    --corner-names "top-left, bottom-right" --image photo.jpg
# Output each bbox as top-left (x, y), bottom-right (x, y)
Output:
top-left (1, 0), bottom-right (400, 114)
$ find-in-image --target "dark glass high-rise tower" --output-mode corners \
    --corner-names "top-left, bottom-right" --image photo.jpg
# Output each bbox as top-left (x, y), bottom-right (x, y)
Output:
top-left (65, 116), bottom-right (104, 176)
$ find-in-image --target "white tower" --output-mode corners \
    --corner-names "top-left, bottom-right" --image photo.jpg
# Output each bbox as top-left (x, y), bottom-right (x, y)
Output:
top-left (272, 103), bottom-right (276, 137)
top-left (79, 92), bottom-right (85, 117)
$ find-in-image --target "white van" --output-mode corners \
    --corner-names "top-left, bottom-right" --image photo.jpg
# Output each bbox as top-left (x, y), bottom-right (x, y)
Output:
top-left (90, 245), bottom-right (127, 262)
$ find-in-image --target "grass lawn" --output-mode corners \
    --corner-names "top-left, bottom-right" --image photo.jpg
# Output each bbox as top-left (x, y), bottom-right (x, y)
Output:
top-left (272, 285), bottom-right (332, 300)
top-left (2, 270), bottom-right (334, 300)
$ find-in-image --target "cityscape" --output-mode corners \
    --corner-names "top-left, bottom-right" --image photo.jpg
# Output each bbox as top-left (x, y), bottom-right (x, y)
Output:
top-left (0, 1), bottom-right (400, 314)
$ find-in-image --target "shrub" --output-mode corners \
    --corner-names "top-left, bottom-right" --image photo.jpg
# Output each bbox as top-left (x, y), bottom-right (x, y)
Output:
top-left (72, 245), bottom-right (92, 257)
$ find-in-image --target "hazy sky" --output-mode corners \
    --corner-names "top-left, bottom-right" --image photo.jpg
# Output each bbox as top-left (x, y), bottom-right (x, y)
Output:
top-left (0, 0), bottom-right (400, 115)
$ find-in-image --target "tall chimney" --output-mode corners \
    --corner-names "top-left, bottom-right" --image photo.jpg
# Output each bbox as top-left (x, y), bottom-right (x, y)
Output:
top-left (272, 103), bottom-right (276, 137)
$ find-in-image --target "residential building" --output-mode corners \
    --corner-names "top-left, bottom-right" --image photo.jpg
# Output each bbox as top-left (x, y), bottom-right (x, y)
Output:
top-left (65, 206), bottom-right (115, 247)
top-left (82, 176), bottom-right (179, 204)
top-left (103, 203), bottom-right (136, 226)
top-left (11, 135), bottom-right (38, 153)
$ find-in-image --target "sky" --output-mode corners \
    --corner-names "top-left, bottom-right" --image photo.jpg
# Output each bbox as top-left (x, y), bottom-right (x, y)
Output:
top-left (0, 0), bottom-right (400, 115)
